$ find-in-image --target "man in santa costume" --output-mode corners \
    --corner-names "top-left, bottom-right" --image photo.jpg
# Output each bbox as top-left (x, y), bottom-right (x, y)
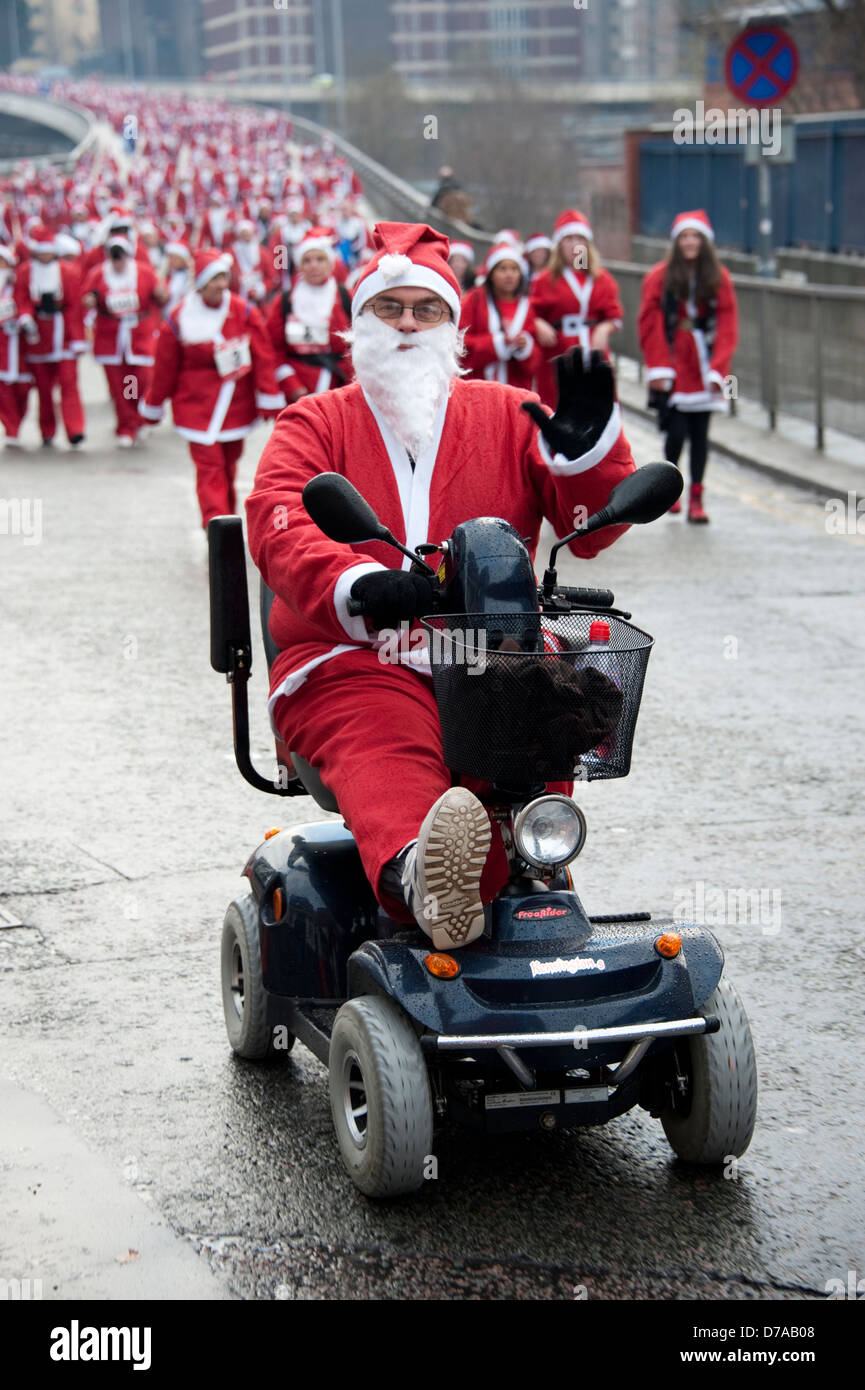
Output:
top-left (245, 222), bottom-right (635, 950)
top-left (139, 249), bottom-right (285, 527)
top-left (81, 234), bottom-right (167, 447)
top-left (0, 245), bottom-right (32, 449)
top-left (530, 209), bottom-right (623, 408)
top-left (459, 241), bottom-right (540, 391)
top-left (265, 228), bottom-right (352, 400)
top-left (163, 240), bottom-right (194, 315)
top-left (197, 193), bottom-right (235, 252)
top-left (231, 220), bottom-right (276, 306)
top-left (14, 224), bottom-right (86, 448)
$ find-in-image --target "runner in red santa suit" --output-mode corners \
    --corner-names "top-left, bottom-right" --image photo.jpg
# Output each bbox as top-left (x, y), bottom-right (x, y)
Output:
top-left (139, 250), bottom-right (285, 527)
top-left (459, 242), bottom-right (541, 391)
top-left (265, 228), bottom-right (352, 401)
top-left (637, 210), bottom-right (738, 524)
top-left (14, 224), bottom-right (86, 448)
top-left (231, 220), bottom-right (276, 307)
top-left (525, 232), bottom-right (552, 285)
top-left (245, 222), bottom-right (636, 950)
top-left (0, 245), bottom-right (32, 448)
top-left (81, 235), bottom-right (167, 447)
top-left (530, 209), bottom-right (623, 409)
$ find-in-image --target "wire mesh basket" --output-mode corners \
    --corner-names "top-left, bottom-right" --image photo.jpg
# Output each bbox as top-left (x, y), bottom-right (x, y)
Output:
top-left (421, 611), bottom-right (654, 786)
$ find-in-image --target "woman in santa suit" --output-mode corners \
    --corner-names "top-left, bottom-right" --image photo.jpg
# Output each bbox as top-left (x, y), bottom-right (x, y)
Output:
top-left (637, 209), bottom-right (738, 524)
top-left (459, 242), bottom-right (540, 391)
top-left (530, 209), bottom-right (623, 408)
top-left (265, 228), bottom-right (352, 401)
top-left (139, 250), bottom-right (285, 528)
top-left (81, 235), bottom-right (167, 447)
top-left (0, 245), bottom-right (32, 448)
top-left (14, 224), bottom-right (86, 448)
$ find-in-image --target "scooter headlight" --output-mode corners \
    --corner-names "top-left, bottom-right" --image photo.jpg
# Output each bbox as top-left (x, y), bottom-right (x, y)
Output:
top-left (513, 795), bottom-right (587, 871)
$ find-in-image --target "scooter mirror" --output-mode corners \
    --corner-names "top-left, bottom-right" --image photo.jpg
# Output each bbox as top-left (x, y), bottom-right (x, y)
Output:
top-left (303, 474), bottom-right (388, 544)
top-left (598, 461), bottom-right (684, 528)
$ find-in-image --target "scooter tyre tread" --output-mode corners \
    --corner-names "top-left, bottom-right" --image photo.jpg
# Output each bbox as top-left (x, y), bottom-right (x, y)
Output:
top-left (221, 895), bottom-right (294, 1061)
top-left (660, 977), bottom-right (757, 1165)
top-left (329, 995), bottom-right (433, 1199)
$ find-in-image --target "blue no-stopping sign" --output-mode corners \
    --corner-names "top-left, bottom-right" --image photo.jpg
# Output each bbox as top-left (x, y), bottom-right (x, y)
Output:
top-left (725, 26), bottom-right (800, 107)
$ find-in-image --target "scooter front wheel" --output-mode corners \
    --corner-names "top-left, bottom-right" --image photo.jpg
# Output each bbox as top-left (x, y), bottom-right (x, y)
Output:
top-left (220, 895), bottom-right (293, 1060)
top-left (329, 996), bottom-right (433, 1198)
top-left (658, 977), bottom-right (757, 1165)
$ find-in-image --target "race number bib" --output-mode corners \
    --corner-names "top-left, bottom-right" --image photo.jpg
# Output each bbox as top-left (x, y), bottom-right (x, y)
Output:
top-left (285, 315), bottom-right (329, 348)
top-left (0, 296), bottom-right (15, 323)
top-left (214, 335), bottom-right (252, 379)
top-left (105, 290), bottom-right (139, 316)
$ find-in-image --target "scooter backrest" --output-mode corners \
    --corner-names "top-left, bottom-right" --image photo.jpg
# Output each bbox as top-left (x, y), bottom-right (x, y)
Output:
top-left (208, 516), bottom-right (252, 674)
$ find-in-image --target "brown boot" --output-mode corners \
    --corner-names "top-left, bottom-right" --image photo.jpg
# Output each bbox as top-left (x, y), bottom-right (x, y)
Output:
top-left (688, 483), bottom-right (709, 524)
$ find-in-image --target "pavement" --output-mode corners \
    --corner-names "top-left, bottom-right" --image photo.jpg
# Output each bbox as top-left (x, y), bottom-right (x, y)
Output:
top-left (615, 356), bottom-right (864, 502)
top-left (1, 356), bottom-right (863, 1302)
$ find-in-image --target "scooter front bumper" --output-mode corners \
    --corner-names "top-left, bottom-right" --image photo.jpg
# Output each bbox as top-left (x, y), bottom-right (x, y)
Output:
top-left (426, 1015), bottom-right (720, 1052)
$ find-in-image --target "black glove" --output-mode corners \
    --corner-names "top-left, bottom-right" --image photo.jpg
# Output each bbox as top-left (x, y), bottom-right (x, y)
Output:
top-left (647, 386), bottom-right (673, 432)
top-left (349, 569), bottom-right (436, 629)
top-left (522, 349), bottom-right (615, 459)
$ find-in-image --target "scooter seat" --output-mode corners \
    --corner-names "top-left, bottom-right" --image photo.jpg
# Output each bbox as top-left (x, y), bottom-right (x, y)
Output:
top-left (288, 751), bottom-right (340, 814)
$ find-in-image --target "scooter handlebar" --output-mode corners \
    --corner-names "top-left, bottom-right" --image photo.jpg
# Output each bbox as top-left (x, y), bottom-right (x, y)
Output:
top-left (550, 586), bottom-right (615, 608)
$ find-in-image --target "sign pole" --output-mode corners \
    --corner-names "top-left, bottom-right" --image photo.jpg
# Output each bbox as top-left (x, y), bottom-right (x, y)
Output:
top-left (757, 160), bottom-right (775, 278)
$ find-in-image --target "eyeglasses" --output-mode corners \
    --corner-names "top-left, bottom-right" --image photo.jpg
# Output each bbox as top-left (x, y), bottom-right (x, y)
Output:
top-left (367, 298), bottom-right (448, 324)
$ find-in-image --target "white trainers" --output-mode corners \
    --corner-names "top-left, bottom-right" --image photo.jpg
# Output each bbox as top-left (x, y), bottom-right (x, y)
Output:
top-left (116, 435), bottom-right (133, 449)
top-left (401, 787), bottom-right (491, 949)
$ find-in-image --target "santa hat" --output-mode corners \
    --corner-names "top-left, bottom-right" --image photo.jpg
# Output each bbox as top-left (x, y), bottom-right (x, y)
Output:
top-left (670, 209), bottom-right (714, 242)
top-left (484, 242), bottom-right (528, 280)
top-left (351, 222), bottom-right (462, 323)
top-left (296, 226), bottom-right (336, 263)
top-left (552, 209), bottom-right (593, 244)
top-left (448, 241), bottom-right (474, 263)
top-left (194, 249), bottom-right (232, 289)
top-left (236, 219), bottom-right (257, 236)
top-left (165, 240), bottom-right (193, 263)
top-left (106, 235), bottom-right (133, 256)
top-left (26, 223), bottom-right (56, 253)
top-left (493, 228), bottom-right (524, 251)
top-left (54, 233), bottom-right (81, 258)
top-left (525, 232), bottom-right (552, 254)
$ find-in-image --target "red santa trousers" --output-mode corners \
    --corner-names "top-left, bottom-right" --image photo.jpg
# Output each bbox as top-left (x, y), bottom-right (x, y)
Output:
top-left (275, 649), bottom-right (570, 924)
top-left (30, 360), bottom-right (85, 441)
top-left (189, 438), bottom-right (245, 528)
top-left (103, 363), bottom-right (152, 439)
top-left (0, 380), bottom-right (30, 439)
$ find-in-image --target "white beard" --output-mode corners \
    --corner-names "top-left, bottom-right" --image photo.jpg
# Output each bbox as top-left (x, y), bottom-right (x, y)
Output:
top-left (344, 312), bottom-right (465, 458)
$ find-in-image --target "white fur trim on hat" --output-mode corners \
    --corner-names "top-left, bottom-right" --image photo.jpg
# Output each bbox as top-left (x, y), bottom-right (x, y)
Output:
top-left (448, 242), bottom-right (474, 262)
top-left (670, 215), bottom-right (714, 242)
top-left (195, 253), bottom-right (232, 289)
top-left (553, 220), bottom-right (593, 244)
top-left (352, 264), bottom-right (461, 323)
top-left (525, 234), bottom-right (552, 253)
top-left (297, 236), bottom-right (335, 262)
top-left (485, 244), bottom-right (528, 279)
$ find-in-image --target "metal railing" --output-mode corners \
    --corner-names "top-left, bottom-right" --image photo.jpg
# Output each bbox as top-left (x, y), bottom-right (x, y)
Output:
top-left (607, 261), bottom-right (865, 452)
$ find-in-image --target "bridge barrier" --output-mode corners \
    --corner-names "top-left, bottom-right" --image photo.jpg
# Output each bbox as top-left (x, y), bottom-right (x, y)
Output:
top-left (0, 92), bottom-right (96, 174)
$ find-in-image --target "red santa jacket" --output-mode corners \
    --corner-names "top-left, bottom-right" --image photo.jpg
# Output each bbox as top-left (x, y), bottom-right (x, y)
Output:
top-left (139, 290), bottom-right (285, 444)
top-left (245, 379), bottom-right (634, 725)
top-left (637, 261), bottom-right (738, 412)
top-left (459, 286), bottom-right (541, 391)
top-left (530, 266), bottom-right (623, 405)
top-left (81, 259), bottom-right (162, 365)
top-left (265, 276), bottom-right (353, 396)
top-left (14, 259), bottom-right (85, 363)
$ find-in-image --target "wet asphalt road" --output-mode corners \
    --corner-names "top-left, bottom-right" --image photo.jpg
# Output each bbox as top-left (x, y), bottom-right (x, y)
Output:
top-left (1, 360), bottom-right (863, 1301)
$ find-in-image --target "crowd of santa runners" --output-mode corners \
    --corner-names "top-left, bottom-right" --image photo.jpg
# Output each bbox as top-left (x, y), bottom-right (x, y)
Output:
top-left (0, 77), bottom-right (737, 526)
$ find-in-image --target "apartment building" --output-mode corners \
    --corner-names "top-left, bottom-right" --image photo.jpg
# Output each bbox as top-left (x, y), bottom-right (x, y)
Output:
top-left (201, 0), bottom-right (316, 82)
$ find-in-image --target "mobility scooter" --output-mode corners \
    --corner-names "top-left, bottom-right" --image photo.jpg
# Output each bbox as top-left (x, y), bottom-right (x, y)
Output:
top-left (209, 463), bottom-right (757, 1198)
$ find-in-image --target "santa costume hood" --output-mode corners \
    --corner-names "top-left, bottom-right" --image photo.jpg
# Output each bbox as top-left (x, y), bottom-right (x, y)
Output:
top-left (350, 222), bottom-right (462, 322)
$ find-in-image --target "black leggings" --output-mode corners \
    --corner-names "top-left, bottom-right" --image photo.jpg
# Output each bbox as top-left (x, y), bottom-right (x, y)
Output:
top-left (664, 409), bottom-right (711, 485)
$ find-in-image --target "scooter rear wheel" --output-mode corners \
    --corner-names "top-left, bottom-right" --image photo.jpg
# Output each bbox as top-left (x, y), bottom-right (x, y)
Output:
top-left (329, 996), bottom-right (433, 1198)
top-left (220, 895), bottom-right (294, 1060)
top-left (658, 977), bottom-right (757, 1165)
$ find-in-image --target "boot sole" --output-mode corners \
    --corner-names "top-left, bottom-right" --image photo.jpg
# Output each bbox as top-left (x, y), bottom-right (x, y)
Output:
top-left (414, 788), bottom-right (491, 949)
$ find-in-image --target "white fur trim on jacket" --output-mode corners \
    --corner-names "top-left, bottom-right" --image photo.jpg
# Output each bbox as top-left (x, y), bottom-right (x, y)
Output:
top-left (333, 560), bottom-right (388, 641)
